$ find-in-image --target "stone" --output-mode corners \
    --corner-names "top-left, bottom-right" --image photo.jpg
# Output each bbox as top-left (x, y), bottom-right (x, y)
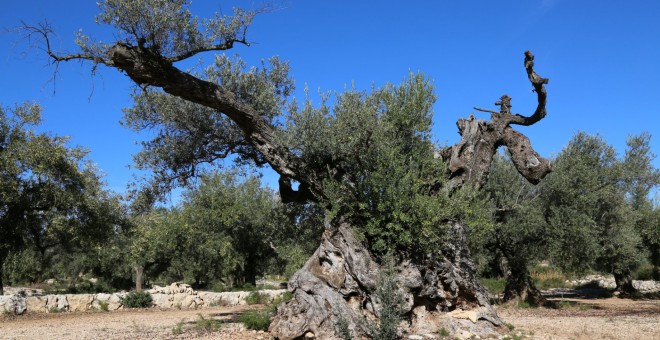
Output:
top-left (66, 294), bottom-right (94, 312)
top-left (151, 293), bottom-right (172, 308)
top-left (449, 309), bottom-right (479, 323)
top-left (27, 296), bottom-right (48, 313)
top-left (0, 295), bottom-right (27, 315)
top-left (46, 294), bottom-right (68, 312)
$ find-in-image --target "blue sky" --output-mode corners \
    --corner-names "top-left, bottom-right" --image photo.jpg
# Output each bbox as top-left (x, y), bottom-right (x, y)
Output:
top-left (1, 0), bottom-right (659, 201)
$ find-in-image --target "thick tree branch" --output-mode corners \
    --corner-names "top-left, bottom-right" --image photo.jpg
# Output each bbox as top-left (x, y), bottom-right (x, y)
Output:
top-left (440, 51), bottom-right (552, 189)
top-left (102, 43), bottom-right (323, 199)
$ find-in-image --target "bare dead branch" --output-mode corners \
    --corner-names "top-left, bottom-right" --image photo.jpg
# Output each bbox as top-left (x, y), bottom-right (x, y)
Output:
top-left (473, 107), bottom-right (499, 115)
top-left (166, 39), bottom-right (250, 63)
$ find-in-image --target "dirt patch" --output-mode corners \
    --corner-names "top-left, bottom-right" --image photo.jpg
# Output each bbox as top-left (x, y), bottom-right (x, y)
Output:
top-left (1, 296), bottom-right (658, 339)
top-left (497, 296), bottom-right (660, 339)
top-left (0, 305), bottom-right (272, 340)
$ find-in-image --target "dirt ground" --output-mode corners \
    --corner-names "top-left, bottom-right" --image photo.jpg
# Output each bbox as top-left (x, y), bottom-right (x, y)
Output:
top-left (496, 294), bottom-right (660, 340)
top-left (1, 295), bottom-right (659, 339)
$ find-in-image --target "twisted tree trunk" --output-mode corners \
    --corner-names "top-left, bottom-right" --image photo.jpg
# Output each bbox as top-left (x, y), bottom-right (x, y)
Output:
top-left (270, 218), bottom-right (501, 339)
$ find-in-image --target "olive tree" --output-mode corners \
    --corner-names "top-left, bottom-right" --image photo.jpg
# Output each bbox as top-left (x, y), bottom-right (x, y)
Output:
top-left (0, 102), bottom-right (123, 294)
top-left (24, 1), bottom-right (553, 337)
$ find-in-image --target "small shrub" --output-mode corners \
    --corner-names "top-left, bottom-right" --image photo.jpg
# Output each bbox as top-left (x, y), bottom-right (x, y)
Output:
top-left (194, 314), bottom-right (223, 333)
top-left (371, 255), bottom-right (404, 340)
top-left (438, 327), bottom-right (450, 336)
top-left (504, 322), bottom-right (515, 331)
top-left (98, 301), bottom-right (109, 312)
top-left (122, 291), bottom-right (153, 308)
top-left (48, 307), bottom-right (65, 313)
top-left (245, 291), bottom-right (269, 305)
top-left (633, 263), bottom-right (654, 280)
top-left (239, 310), bottom-right (271, 331)
top-left (518, 301), bottom-right (532, 309)
top-left (211, 282), bottom-right (226, 292)
top-left (172, 319), bottom-right (185, 335)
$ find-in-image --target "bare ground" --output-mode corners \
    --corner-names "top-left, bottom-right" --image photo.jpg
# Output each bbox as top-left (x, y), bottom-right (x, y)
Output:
top-left (496, 294), bottom-right (660, 340)
top-left (1, 295), bottom-right (658, 339)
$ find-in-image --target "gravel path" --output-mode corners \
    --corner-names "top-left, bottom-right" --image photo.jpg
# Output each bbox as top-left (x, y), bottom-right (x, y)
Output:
top-left (0, 305), bottom-right (270, 340)
top-left (497, 297), bottom-right (660, 339)
top-left (1, 296), bottom-right (658, 339)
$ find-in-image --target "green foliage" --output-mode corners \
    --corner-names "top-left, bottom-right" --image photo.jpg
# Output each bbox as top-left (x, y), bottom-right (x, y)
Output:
top-left (438, 327), bottom-right (450, 337)
top-left (193, 314), bottom-right (223, 333)
top-left (121, 291), bottom-right (153, 308)
top-left (98, 301), bottom-right (109, 312)
top-left (541, 132), bottom-right (649, 278)
top-left (239, 310), bottom-right (272, 331)
top-left (0, 102), bottom-right (125, 293)
top-left (245, 291), bottom-right (269, 305)
top-left (633, 262), bottom-right (655, 280)
top-left (283, 74), bottom-right (477, 259)
top-left (480, 278), bottom-right (506, 295)
top-left (369, 255), bottom-right (404, 340)
top-left (172, 319), bottom-right (185, 335)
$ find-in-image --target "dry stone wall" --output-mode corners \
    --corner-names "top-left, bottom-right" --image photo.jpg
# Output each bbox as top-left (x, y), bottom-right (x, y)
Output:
top-left (1, 283), bottom-right (286, 315)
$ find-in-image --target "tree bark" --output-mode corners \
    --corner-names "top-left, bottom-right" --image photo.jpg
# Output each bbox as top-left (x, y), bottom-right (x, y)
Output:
top-left (270, 217), bottom-right (502, 339)
top-left (438, 51), bottom-right (552, 189)
top-left (500, 256), bottom-right (545, 306)
top-left (134, 265), bottom-right (144, 292)
top-left (614, 270), bottom-right (636, 294)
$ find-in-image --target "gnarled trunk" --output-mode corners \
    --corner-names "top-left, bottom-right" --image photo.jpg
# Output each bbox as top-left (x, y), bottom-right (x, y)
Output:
top-left (270, 217), bottom-right (502, 339)
top-left (500, 256), bottom-right (545, 306)
top-left (614, 269), bottom-right (636, 294)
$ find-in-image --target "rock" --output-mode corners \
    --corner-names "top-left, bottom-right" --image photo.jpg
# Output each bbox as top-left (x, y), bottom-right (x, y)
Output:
top-left (66, 294), bottom-right (94, 312)
top-left (0, 295), bottom-right (27, 315)
top-left (449, 309), bottom-right (479, 323)
top-left (27, 296), bottom-right (48, 313)
top-left (408, 335), bottom-right (424, 340)
top-left (151, 293), bottom-right (172, 308)
top-left (46, 294), bottom-right (68, 312)
top-left (198, 292), bottom-right (226, 307)
top-left (304, 331), bottom-right (315, 338)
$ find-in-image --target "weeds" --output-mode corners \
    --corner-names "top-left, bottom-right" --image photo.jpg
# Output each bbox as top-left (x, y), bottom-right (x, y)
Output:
top-left (245, 291), bottom-right (270, 305)
top-left (48, 307), bottom-right (65, 313)
top-left (194, 314), bottom-right (223, 333)
top-left (98, 301), bottom-right (109, 312)
top-left (239, 310), bottom-right (271, 331)
top-left (480, 278), bottom-right (506, 295)
top-left (172, 319), bottom-right (185, 335)
top-left (438, 327), bottom-right (450, 337)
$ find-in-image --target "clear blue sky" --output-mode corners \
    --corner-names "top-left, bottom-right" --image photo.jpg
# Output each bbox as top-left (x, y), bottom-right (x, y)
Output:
top-left (1, 1), bottom-right (659, 201)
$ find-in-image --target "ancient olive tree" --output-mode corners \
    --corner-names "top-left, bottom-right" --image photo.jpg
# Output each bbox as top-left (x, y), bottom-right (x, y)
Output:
top-left (25, 1), bottom-right (552, 338)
